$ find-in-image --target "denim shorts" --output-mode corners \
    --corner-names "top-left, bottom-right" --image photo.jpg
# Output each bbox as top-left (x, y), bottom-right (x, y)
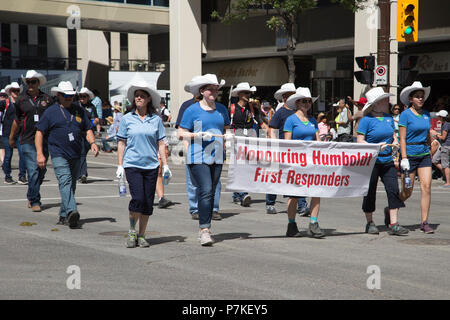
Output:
top-left (400, 154), bottom-right (432, 173)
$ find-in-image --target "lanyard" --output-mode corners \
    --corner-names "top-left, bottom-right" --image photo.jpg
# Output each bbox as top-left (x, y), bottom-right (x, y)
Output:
top-left (59, 106), bottom-right (74, 126)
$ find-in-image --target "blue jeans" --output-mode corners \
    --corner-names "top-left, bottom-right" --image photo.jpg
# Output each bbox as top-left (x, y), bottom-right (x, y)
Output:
top-left (101, 136), bottom-right (116, 152)
top-left (21, 143), bottom-right (48, 206)
top-left (185, 165), bottom-right (220, 214)
top-left (267, 194), bottom-right (308, 210)
top-left (188, 164), bottom-right (223, 229)
top-left (52, 157), bottom-right (81, 218)
top-left (2, 136), bottom-right (26, 179)
top-left (233, 192), bottom-right (248, 202)
top-left (79, 139), bottom-right (89, 178)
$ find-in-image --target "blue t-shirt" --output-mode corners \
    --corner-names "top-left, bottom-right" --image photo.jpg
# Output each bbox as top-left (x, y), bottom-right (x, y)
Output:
top-left (398, 108), bottom-right (431, 156)
top-left (36, 103), bottom-right (93, 160)
top-left (441, 122), bottom-right (450, 147)
top-left (179, 102), bottom-right (230, 164)
top-left (117, 112), bottom-right (166, 170)
top-left (357, 113), bottom-right (395, 163)
top-left (283, 114), bottom-right (318, 141)
top-left (175, 98), bottom-right (195, 129)
top-left (269, 106), bottom-right (295, 139)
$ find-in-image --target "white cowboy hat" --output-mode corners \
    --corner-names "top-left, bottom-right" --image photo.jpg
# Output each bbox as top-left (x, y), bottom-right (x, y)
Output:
top-left (21, 70), bottom-right (47, 86)
top-left (78, 87), bottom-right (94, 99)
top-left (127, 80), bottom-right (161, 110)
top-left (400, 81), bottom-right (431, 106)
top-left (231, 82), bottom-right (257, 97)
top-left (185, 74), bottom-right (225, 96)
top-left (5, 82), bottom-right (23, 95)
top-left (362, 87), bottom-right (394, 116)
top-left (50, 81), bottom-right (77, 96)
top-left (274, 83), bottom-right (296, 101)
top-left (285, 87), bottom-right (318, 110)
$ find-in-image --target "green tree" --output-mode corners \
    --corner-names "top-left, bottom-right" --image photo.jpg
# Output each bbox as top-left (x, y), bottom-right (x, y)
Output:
top-left (212, 0), bottom-right (369, 83)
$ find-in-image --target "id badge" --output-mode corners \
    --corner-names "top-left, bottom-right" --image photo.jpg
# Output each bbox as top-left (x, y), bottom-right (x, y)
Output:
top-left (34, 114), bottom-right (39, 122)
top-left (243, 128), bottom-right (248, 136)
top-left (68, 133), bottom-right (74, 141)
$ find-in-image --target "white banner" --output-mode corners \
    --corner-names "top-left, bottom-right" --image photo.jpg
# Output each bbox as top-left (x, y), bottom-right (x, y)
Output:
top-left (226, 137), bottom-right (381, 198)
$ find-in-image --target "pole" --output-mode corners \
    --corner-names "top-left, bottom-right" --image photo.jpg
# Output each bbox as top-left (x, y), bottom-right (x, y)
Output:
top-left (377, 0), bottom-right (390, 91)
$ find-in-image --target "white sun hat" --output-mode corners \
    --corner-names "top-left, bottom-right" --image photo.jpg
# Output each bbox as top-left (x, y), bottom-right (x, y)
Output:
top-left (5, 82), bottom-right (23, 95)
top-left (230, 82), bottom-right (257, 97)
top-left (78, 87), bottom-right (94, 99)
top-left (127, 80), bottom-right (161, 109)
top-left (400, 81), bottom-right (431, 106)
top-left (362, 87), bottom-right (395, 116)
top-left (50, 81), bottom-right (77, 96)
top-left (437, 110), bottom-right (448, 118)
top-left (274, 83), bottom-right (296, 101)
top-left (285, 87), bottom-right (318, 110)
top-left (185, 74), bottom-right (225, 96)
top-left (21, 70), bottom-right (47, 86)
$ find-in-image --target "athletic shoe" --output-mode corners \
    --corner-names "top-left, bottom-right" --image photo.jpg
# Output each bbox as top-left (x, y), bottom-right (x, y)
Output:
top-left (56, 216), bottom-right (68, 226)
top-left (266, 205), bottom-right (277, 214)
top-left (80, 176), bottom-right (88, 184)
top-left (4, 177), bottom-right (16, 184)
top-left (67, 211), bottom-right (80, 229)
top-left (191, 213), bottom-right (199, 220)
top-left (388, 223), bottom-right (409, 236)
top-left (199, 229), bottom-right (214, 246)
top-left (286, 222), bottom-right (302, 237)
top-left (212, 211), bottom-right (222, 220)
top-left (137, 236), bottom-right (150, 248)
top-left (308, 222), bottom-right (325, 238)
top-left (298, 206), bottom-right (311, 217)
top-left (31, 205), bottom-right (41, 212)
top-left (384, 207), bottom-right (390, 228)
top-left (365, 221), bottom-right (379, 235)
top-left (17, 176), bottom-right (28, 185)
top-left (232, 198), bottom-right (241, 204)
top-left (158, 197), bottom-right (174, 209)
top-left (126, 230), bottom-right (137, 248)
top-left (241, 195), bottom-right (251, 207)
top-left (420, 221), bottom-right (434, 234)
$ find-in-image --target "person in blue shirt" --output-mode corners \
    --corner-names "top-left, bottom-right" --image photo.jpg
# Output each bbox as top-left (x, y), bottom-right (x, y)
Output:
top-left (176, 76), bottom-right (222, 221)
top-left (116, 81), bottom-right (172, 248)
top-left (283, 87), bottom-right (324, 238)
top-left (357, 87), bottom-right (408, 236)
top-left (178, 74), bottom-right (230, 246)
top-left (398, 82), bottom-right (434, 234)
top-left (35, 81), bottom-right (99, 229)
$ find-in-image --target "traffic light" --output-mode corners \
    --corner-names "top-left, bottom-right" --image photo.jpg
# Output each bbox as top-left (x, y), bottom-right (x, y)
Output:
top-left (399, 55), bottom-right (419, 86)
top-left (397, 0), bottom-right (418, 42)
top-left (354, 56), bottom-right (375, 85)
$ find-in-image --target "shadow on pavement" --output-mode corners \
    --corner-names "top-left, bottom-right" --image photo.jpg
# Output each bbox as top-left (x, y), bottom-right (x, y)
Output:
top-left (79, 217), bottom-right (117, 227)
top-left (146, 235), bottom-right (187, 245)
top-left (212, 233), bottom-right (251, 243)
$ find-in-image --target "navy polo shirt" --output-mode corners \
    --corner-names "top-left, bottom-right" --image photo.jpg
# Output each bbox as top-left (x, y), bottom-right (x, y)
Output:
top-left (36, 103), bottom-right (93, 160)
top-left (175, 98), bottom-right (195, 129)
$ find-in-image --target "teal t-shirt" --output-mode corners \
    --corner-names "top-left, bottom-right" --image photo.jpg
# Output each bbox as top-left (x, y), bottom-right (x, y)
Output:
top-left (398, 108), bottom-right (430, 157)
top-left (283, 114), bottom-right (318, 141)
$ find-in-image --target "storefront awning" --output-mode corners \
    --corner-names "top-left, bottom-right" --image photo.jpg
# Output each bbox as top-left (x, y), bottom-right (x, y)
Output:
top-left (203, 58), bottom-right (288, 87)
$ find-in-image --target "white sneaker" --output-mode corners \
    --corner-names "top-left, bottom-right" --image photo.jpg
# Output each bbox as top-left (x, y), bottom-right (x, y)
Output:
top-left (198, 229), bottom-right (214, 246)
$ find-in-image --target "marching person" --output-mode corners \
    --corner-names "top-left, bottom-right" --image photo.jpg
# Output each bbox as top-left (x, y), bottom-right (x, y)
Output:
top-left (1, 83), bottom-right (27, 184)
top-left (356, 87), bottom-right (408, 236)
top-left (77, 87), bottom-right (99, 183)
top-left (266, 83), bottom-right (309, 216)
top-left (229, 82), bottom-right (267, 207)
top-left (178, 74), bottom-right (230, 246)
top-left (283, 87), bottom-right (324, 238)
top-left (398, 82), bottom-right (434, 234)
top-left (116, 80), bottom-right (171, 248)
top-left (10, 70), bottom-right (53, 212)
top-left (35, 81), bottom-right (98, 228)
top-left (176, 76), bottom-right (223, 220)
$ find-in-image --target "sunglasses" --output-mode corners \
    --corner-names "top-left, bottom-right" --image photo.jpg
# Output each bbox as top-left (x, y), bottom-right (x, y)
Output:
top-left (242, 91), bottom-right (251, 95)
top-left (79, 94), bottom-right (89, 99)
top-left (299, 99), bottom-right (313, 104)
top-left (135, 93), bottom-right (149, 99)
top-left (393, 108), bottom-right (400, 111)
top-left (10, 89), bottom-right (20, 93)
top-left (62, 93), bottom-right (75, 99)
top-left (26, 79), bottom-right (39, 85)
top-left (0, 94), bottom-right (8, 98)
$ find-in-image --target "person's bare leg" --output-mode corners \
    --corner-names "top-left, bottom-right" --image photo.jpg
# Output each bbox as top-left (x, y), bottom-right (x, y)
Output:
top-left (417, 167), bottom-right (432, 223)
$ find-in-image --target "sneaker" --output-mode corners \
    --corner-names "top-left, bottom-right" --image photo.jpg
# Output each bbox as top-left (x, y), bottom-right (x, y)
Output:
top-left (365, 221), bottom-right (379, 235)
top-left (80, 176), bottom-right (88, 184)
top-left (384, 207), bottom-right (390, 228)
top-left (212, 211), bottom-right (222, 220)
top-left (126, 230), bottom-right (137, 248)
top-left (266, 205), bottom-right (277, 214)
top-left (137, 236), bottom-right (150, 248)
top-left (388, 223), bottom-right (409, 236)
top-left (420, 221), bottom-right (434, 234)
top-left (232, 198), bottom-right (241, 204)
top-left (4, 177), bottom-right (16, 184)
top-left (31, 205), bottom-right (41, 212)
top-left (67, 211), bottom-right (80, 229)
top-left (298, 206), bottom-right (311, 217)
top-left (199, 229), bottom-right (214, 246)
top-left (158, 197), bottom-right (174, 209)
top-left (17, 176), bottom-right (28, 185)
top-left (56, 216), bottom-right (68, 226)
top-left (241, 195), bottom-right (251, 207)
top-left (191, 213), bottom-right (199, 220)
top-left (308, 222), bottom-right (325, 238)
top-left (286, 222), bottom-right (302, 237)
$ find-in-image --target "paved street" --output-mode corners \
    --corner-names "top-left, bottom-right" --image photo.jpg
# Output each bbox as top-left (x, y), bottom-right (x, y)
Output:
top-left (0, 151), bottom-right (449, 300)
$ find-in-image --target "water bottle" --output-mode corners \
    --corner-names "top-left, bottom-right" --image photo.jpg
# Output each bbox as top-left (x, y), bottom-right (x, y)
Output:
top-left (404, 170), bottom-right (412, 189)
top-left (118, 176), bottom-right (127, 197)
top-left (163, 172), bottom-right (170, 186)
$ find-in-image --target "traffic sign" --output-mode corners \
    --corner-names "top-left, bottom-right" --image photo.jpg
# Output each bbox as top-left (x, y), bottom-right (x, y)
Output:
top-left (375, 65), bottom-right (388, 85)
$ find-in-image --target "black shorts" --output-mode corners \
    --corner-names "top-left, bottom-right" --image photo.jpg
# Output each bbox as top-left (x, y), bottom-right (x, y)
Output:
top-left (125, 166), bottom-right (159, 215)
top-left (400, 155), bottom-right (432, 173)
